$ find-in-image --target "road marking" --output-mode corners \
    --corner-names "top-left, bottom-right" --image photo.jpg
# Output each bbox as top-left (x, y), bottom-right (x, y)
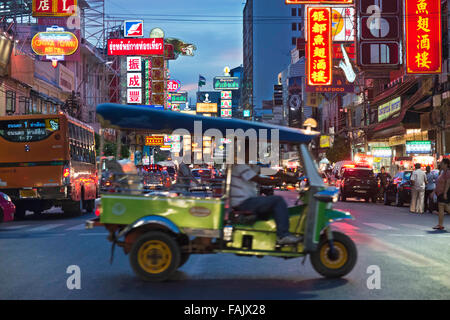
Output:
top-left (79, 233), bottom-right (108, 236)
top-left (400, 224), bottom-right (433, 231)
top-left (389, 234), bottom-right (425, 237)
top-left (27, 224), bottom-right (64, 232)
top-left (65, 224), bottom-right (86, 231)
top-left (0, 225), bottom-right (30, 230)
top-left (363, 223), bottom-right (399, 230)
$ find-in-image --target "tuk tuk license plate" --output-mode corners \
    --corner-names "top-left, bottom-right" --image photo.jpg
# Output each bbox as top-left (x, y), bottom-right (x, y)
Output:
top-left (20, 189), bottom-right (38, 198)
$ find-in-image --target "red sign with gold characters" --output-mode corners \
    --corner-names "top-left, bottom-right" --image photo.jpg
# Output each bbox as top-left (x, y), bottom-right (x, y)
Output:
top-left (286, 0), bottom-right (352, 4)
top-left (145, 136), bottom-right (164, 146)
top-left (405, 0), bottom-right (442, 74)
top-left (307, 7), bottom-right (332, 86)
top-left (32, 0), bottom-right (77, 17)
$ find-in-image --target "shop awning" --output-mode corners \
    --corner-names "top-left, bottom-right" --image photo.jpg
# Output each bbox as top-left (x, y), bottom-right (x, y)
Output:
top-left (370, 77), bottom-right (417, 106)
top-left (368, 82), bottom-right (431, 140)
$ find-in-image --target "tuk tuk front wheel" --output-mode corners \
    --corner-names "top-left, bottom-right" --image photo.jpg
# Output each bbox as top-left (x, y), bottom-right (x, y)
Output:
top-left (129, 231), bottom-right (181, 282)
top-left (310, 231), bottom-right (357, 278)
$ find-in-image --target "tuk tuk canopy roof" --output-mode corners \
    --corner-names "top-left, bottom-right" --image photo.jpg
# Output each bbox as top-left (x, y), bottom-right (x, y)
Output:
top-left (96, 103), bottom-right (319, 144)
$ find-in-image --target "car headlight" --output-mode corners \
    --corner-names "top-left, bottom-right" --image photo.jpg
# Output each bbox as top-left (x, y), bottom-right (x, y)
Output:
top-left (2, 193), bottom-right (11, 202)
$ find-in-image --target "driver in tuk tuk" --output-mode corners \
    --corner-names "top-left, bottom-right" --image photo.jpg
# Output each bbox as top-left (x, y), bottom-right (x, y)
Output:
top-left (231, 144), bottom-right (303, 245)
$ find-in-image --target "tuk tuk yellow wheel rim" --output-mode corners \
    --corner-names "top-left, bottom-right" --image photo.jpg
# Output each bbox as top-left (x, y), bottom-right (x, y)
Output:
top-left (137, 240), bottom-right (172, 274)
top-left (319, 242), bottom-right (348, 269)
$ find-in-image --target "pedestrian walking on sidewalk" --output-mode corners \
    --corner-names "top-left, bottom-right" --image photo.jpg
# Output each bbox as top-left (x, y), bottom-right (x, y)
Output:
top-left (431, 159), bottom-right (450, 230)
top-left (410, 163), bottom-right (427, 214)
top-left (425, 166), bottom-right (437, 213)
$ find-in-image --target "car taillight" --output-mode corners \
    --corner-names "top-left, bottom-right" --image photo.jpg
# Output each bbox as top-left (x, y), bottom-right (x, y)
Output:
top-left (95, 203), bottom-right (102, 216)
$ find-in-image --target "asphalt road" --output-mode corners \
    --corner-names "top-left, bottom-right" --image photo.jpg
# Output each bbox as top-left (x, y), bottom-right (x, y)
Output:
top-left (1, 192), bottom-right (449, 300)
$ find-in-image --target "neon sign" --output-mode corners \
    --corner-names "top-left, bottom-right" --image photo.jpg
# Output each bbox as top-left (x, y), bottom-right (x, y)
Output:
top-left (307, 7), bottom-right (332, 86)
top-left (405, 0), bottom-right (442, 74)
top-left (31, 31), bottom-right (78, 56)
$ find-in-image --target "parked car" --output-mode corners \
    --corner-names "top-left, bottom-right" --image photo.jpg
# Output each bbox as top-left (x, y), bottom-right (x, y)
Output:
top-left (0, 191), bottom-right (15, 223)
top-left (191, 168), bottom-right (216, 184)
top-left (338, 167), bottom-right (378, 202)
top-left (384, 171), bottom-right (413, 207)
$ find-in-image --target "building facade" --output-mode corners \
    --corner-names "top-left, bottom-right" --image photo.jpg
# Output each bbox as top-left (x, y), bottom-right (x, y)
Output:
top-left (243, 0), bottom-right (303, 120)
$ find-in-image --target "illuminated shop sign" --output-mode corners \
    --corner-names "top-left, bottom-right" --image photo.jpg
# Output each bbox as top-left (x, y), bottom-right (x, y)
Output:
top-left (127, 57), bottom-right (142, 72)
top-left (169, 92), bottom-right (188, 103)
top-left (372, 147), bottom-right (392, 158)
top-left (307, 7), bottom-right (332, 86)
top-left (196, 103), bottom-right (218, 113)
top-left (127, 89), bottom-right (142, 104)
top-left (221, 91), bottom-right (232, 99)
top-left (378, 97), bottom-right (401, 122)
top-left (167, 80), bottom-right (181, 92)
top-left (107, 38), bottom-right (164, 56)
top-left (406, 141), bottom-right (432, 154)
top-left (213, 77), bottom-right (239, 90)
top-left (145, 136), bottom-right (164, 146)
top-left (405, 0), bottom-right (442, 74)
top-left (32, 0), bottom-right (77, 17)
top-left (31, 31), bottom-right (78, 56)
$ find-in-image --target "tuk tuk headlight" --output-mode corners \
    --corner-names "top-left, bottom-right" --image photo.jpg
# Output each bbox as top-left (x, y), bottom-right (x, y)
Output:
top-left (314, 189), bottom-right (339, 203)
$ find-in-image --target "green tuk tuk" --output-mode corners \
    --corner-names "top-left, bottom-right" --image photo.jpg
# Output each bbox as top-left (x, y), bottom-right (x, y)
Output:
top-left (86, 103), bottom-right (357, 281)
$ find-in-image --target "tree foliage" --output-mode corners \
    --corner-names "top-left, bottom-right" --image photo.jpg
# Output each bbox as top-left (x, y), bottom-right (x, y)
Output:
top-left (326, 135), bottom-right (351, 164)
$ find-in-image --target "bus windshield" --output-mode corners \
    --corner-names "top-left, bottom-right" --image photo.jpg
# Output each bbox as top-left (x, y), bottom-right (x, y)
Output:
top-left (0, 118), bottom-right (60, 142)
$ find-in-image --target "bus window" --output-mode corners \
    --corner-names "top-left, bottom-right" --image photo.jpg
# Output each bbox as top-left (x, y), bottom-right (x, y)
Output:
top-left (69, 123), bottom-right (75, 139)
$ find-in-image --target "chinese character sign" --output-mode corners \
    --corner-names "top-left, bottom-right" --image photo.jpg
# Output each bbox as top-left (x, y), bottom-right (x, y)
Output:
top-left (127, 57), bottom-right (142, 72)
top-left (127, 89), bottom-right (142, 104)
top-left (127, 73), bottom-right (142, 88)
top-left (307, 7), bottom-right (332, 86)
top-left (33, 0), bottom-right (77, 17)
top-left (405, 0), bottom-right (442, 74)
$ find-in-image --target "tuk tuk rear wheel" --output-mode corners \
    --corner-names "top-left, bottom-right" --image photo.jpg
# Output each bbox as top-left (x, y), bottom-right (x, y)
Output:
top-left (310, 231), bottom-right (357, 278)
top-left (129, 231), bottom-right (181, 282)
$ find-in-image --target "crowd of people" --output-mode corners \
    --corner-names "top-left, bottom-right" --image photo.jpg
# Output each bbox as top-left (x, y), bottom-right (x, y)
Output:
top-left (376, 160), bottom-right (449, 230)
top-left (409, 159), bottom-right (450, 230)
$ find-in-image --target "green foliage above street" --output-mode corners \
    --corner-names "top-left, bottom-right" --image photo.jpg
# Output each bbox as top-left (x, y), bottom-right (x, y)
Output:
top-left (326, 135), bottom-right (351, 164)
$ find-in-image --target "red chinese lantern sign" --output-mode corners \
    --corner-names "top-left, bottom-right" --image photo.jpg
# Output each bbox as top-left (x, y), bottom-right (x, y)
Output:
top-left (405, 0), bottom-right (442, 74)
top-left (286, 0), bottom-right (352, 4)
top-left (32, 0), bottom-right (77, 17)
top-left (307, 7), bottom-right (332, 86)
top-left (31, 31), bottom-right (78, 56)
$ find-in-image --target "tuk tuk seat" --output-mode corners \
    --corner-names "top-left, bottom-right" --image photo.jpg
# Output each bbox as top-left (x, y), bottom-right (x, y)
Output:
top-left (230, 209), bottom-right (258, 225)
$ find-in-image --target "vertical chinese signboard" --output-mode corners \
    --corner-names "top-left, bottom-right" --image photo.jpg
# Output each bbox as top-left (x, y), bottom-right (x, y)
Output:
top-left (405, 0), bottom-right (442, 74)
top-left (307, 7), bottom-right (332, 86)
top-left (127, 56), bottom-right (142, 104)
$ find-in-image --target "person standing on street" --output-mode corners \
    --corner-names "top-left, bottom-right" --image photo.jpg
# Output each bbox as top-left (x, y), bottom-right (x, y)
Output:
top-left (410, 163), bottom-right (427, 214)
top-left (431, 159), bottom-right (450, 230)
top-left (424, 165), bottom-right (437, 213)
top-left (376, 166), bottom-right (391, 202)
